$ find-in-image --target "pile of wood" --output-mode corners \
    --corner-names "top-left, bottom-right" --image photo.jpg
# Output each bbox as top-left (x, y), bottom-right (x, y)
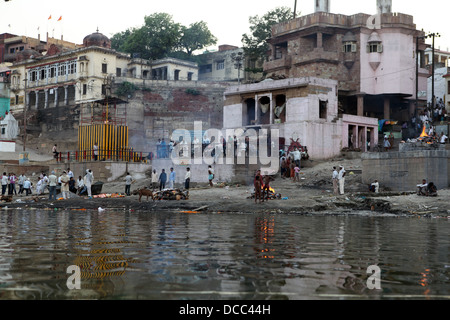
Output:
top-left (153, 189), bottom-right (190, 201)
top-left (248, 188), bottom-right (282, 200)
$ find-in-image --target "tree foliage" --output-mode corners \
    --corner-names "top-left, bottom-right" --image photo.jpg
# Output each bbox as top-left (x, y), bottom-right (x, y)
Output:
top-left (179, 21), bottom-right (218, 56)
top-left (241, 7), bottom-right (295, 62)
top-left (111, 13), bottom-right (217, 61)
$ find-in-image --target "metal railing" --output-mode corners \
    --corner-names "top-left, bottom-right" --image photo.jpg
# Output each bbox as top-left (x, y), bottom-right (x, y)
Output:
top-left (53, 148), bottom-right (151, 163)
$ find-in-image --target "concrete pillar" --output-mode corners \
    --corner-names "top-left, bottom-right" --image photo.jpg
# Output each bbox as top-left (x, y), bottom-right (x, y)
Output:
top-left (377, 0), bottom-right (392, 14)
top-left (317, 32), bottom-right (323, 49)
top-left (269, 94), bottom-right (274, 125)
top-left (315, 0), bottom-right (330, 13)
top-left (357, 94), bottom-right (365, 116)
top-left (25, 91), bottom-right (30, 110)
top-left (54, 87), bottom-right (59, 108)
top-left (353, 125), bottom-right (359, 149)
top-left (44, 89), bottom-right (49, 109)
top-left (64, 86), bottom-right (69, 106)
top-left (384, 97), bottom-right (390, 119)
top-left (254, 95), bottom-right (258, 124)
top-left (362, 127), bottom-right (367, 152)
top-left (35, 90), bottom-right (39, 109)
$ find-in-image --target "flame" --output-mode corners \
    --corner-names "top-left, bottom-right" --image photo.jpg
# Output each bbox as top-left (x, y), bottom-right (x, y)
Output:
top-left (419, 126), bottom-right (429, 138)
top-left (261, 185), bottom-right (275, 193)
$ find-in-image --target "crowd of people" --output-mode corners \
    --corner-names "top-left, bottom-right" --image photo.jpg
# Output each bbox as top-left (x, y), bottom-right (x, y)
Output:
top-left (2, 168), bottom-right (95, 200)
top-left (149, 167), bottom-right (191, 192)
top-left (279, 147), bottom-right (303, 181)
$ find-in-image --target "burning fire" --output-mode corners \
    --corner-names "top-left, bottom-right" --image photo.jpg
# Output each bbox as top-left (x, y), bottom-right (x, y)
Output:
top-left (261, 185), bottom-right (275, 193)
top-left (419, 126), bottom-right (429, 138)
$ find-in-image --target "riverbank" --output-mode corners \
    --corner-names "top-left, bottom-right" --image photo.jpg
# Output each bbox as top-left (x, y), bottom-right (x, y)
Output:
top-left (1, 158), bottom-right (449, 217)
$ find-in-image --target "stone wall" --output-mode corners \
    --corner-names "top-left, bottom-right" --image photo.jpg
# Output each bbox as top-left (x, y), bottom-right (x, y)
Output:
top-left (48, 161), bottom-right (152, 183)
top-left (362, 150), bottom-right (450, 191)
top-left (15, 81), bottom-right (229, 156)
top-left (115, 80), bottom-right (229, 154)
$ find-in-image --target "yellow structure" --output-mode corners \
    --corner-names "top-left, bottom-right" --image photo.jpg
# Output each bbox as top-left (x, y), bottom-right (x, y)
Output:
top-left (77, 124), bottom-right (142, 162)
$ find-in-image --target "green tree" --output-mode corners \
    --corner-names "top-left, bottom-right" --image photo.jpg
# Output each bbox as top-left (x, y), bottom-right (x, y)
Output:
top-left (110, 13), bottom-right (216, 62)
top-left (110, 29), bottom-right (132, 52)
top-left (241, 7), bottom-right (295, 66)
top-left (179, 21), bottom-right (217, 56)
top-left (141, 12), bottom-right (182, 60)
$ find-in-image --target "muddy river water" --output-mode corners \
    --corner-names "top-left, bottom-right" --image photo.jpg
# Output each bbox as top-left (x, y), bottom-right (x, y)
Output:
top-left (0, 209), bottom-right (449, 300)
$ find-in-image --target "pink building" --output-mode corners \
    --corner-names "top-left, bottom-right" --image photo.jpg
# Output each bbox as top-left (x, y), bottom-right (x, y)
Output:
top-left (264, 1), bottom-right (428, 122)
top-left (223, 77), bottom-right (378, 160)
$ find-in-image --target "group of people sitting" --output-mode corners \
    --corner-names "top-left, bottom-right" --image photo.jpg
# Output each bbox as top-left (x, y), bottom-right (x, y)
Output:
top-left (416, 179), bottom-right (438, 197)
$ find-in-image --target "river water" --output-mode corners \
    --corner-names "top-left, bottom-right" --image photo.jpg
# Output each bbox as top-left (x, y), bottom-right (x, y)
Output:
top-left (0, 208), bottom-right (449, 300)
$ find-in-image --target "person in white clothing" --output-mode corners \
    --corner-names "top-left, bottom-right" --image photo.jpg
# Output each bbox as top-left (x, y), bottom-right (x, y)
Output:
top-left (370, 180), bottom-right (379, 193)
top-left (151, 169), bottom-right (158, 190)
top-left (338, 166), bottom-right (346, 195)
top-left (440, 132), bottom-right (448, 144)
top-left (84, 169), bottom-right (94, 198)
top-left (185, 167), bottom-right (191, 190)
top-left (332, 167), bottom-right (339, 195)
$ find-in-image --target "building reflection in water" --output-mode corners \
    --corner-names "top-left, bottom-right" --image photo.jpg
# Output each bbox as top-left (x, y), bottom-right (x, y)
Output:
top-left (0, 210), bottom-right (449, 299)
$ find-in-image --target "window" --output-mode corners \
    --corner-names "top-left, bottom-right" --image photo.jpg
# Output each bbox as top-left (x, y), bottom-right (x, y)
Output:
top-left (275, 47), bottom-right (283, 60)
top-left (40, 69), bottom-right (46, 80)
top-left (102, 63), bottom-right (107, 73)
top-left (174, 70), bottom-right (180, 81)
top-left (50, 67), bottom-right (56, 78)
top-left (343, 42), bottom-right (357, 53)
top-left (448, 81), bottom-right (450, 94)
top-left (59, 64), bottom-right (66, 76)
top-left (116, 68), bottom-right (122, 77)
top-left (69, 61), bottom-right (77, 74)
top-left (216, 60), bottom-right (225, 70)
top-left (367, 42), bottom-right (383, 53)
top-left (199, 64), bottom-right (212, 74)
top-left (319, 100), bottom-right (327, 119)
top-left (187, 72), bottom-right (193, 81)
top-left (102, 84), bottom-right (107, 96)
top-left (82, 84), bottom-right (87, 95)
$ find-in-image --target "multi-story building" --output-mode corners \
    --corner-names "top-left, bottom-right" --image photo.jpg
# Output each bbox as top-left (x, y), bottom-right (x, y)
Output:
top-left (6, 30), bottom-right (201, 155)
top-left (198, 45), bottom-right (244, 82)
top-left (0, 32), bottom-right (80, 64)
top-left (263, 0), bottom-right (429, 121)
top-left (0, 71), bottom-right (10, 119)
top-left (8, 30), bottom-right (198, 114)
top-left (425, 47), bottom-right (450, 69)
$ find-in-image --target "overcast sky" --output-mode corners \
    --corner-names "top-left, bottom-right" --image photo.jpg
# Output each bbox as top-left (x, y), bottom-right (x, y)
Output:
top-left (1, 0), bottom-right (450, 52)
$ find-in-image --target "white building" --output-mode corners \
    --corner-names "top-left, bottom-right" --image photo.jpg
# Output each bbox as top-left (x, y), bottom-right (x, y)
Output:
top-left (8, 31), bottom-right (199, 113)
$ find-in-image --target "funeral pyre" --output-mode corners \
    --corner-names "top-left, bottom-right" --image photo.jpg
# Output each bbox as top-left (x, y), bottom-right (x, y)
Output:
top-left (401, 126), bottom-right (443, 151)
top-left (132, 188), bottom-right (189, 200)
top-left (153, 189), bottom-right (190, 201)
top-left (248, 185), bottom-right (282, 200)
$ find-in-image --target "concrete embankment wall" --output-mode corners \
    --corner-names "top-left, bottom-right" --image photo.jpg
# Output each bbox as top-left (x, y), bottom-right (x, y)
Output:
top-left (362, 150), bottom-right (450, 192)
top-left (48, 161), bottom-right (152, 183)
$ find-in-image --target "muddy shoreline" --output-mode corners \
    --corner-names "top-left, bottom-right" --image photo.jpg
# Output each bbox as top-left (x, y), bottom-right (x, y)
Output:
top-left (2, 187), bottom-right (449, 218)
top-left (2, 158), bottom-right (449, 218)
